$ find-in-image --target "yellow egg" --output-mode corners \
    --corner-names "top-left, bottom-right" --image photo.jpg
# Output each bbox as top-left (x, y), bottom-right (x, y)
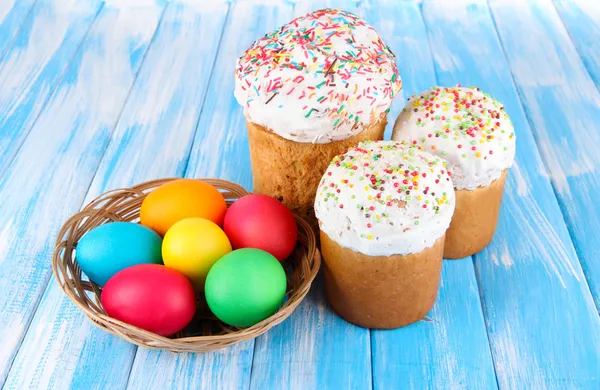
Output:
top-left (162, 218), bottom-right (232, 290)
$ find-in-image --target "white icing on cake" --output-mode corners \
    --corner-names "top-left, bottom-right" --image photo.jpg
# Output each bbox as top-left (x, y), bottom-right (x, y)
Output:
top-left (234, 9), bottom-right (402, 144)
top-left (392, 86), bottom-right (516, 190)
top-left (314, 140), bottom-right (455, 256)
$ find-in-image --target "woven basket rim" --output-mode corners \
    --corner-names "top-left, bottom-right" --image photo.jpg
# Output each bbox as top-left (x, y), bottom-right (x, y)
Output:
top-left (52, 178), bottom-right (320, 352)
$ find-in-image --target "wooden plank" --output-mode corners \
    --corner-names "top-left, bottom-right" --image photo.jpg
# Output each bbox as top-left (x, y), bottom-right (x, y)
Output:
top-left (423, 0), bottom-right (600, 387)
top-left (0, 0), bottom-right (37, 60)
top-left (186, 0), bottom-right (294, 188)
top-left (553, 0), bottom-right (600, 89)
top-left (358, 1), bottom-right (497, 388)
top-left (250, 276), bottom-right (373, 390)
top-left (544, 0), bottom-right (600, 307)
top-left (244, 1), bottom-right (375, 389)
top-left (0, 0), bottom-right (101, 178)
top-left (125, 2), bottom-right (293, 390)
top-left (0, 2), bottom-right (166, 388)
top-left (489, 0), bottom-right (600, 309)
top-left (0, 0), bottom-right (107, 386)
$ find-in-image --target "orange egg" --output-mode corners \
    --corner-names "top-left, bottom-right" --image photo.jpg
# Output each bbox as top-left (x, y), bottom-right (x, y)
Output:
top-left (140, 179), bottom-right (227, 236)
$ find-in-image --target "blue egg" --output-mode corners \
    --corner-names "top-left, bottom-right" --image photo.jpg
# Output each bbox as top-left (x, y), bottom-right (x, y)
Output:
top-left (76, 222), bottom-right (162, 286)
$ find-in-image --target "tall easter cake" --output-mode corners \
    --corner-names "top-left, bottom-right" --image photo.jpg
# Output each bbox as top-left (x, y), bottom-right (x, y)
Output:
top-left (392, 86), bottom-right (516, 258)
top-left (314, 141), bottom-right (455, 328)
top-left (235, 9), bottom-right (401, 225)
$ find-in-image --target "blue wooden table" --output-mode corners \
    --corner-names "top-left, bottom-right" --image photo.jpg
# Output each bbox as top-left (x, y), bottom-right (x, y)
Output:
top-left (0, 0), bottom-right (599, 388)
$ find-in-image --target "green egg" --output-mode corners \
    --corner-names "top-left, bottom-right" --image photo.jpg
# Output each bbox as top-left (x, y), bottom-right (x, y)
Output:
top-left (205, 248), bottom-right (287, 327)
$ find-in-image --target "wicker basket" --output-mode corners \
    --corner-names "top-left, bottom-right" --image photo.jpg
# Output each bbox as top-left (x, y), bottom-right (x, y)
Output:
top-left (52, 178), bottom-right (320, 352)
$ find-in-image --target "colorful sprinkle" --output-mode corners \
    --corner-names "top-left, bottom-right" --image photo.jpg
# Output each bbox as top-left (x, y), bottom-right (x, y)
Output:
top-left (234, 9), bottom-right (402, 143)
top-left (393, 86), bottom-right (516, 189)
top-left (315, 140), bottom-right (455, 251)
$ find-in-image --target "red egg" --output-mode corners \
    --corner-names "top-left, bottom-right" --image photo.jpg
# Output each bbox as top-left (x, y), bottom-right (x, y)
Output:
top-left (101, 264), bottom-right (196, 336)
top-left (223, 194), bottom-right (298, 261)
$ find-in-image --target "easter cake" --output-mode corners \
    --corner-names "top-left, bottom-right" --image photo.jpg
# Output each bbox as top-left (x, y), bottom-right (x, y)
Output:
top-left (235, 8), bottom-right (402, 226)
top-left (314, 140), bottom-right (455, 328)
top-left (392, 86), bottom-right (516, 258)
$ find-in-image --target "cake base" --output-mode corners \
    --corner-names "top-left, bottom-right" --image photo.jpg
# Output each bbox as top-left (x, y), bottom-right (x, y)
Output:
top-left (247, 119), bottom-right (386, 231)
top-left (320, 230), bottom-right (443, 329)
top-left (444, 170), bottom-right (508, 259)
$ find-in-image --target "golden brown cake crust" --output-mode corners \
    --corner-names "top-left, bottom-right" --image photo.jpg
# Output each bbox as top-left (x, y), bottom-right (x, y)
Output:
top-left (247, 119), bottom-right (386, 229)
top-left (444, 170), bottom-right (508, 259)
top-left (320, 230), bottom-right (443, 329)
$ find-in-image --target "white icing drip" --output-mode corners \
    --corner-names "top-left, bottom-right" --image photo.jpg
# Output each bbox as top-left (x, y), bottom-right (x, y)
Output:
top-left (234, 9), bottom-right (401, 144)
top-left (392, 86), bottom-right (516, 190)
top-left (315, 140), bottom-right (455, 256)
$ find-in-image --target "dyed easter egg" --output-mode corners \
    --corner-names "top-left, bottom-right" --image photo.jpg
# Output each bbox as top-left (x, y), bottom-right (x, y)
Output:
top-left (101, 264), bottom-right (196, 336)
top-left (162, 218), bottom-right (232, 290)
top-left (140, 179), bottom-right (227, 236)
top-left (223, 194), bottom-right (297, 261)
top-left (205, 248), bottom-right (287, 327)
top-left (76, 222), bottom-right (162, 286)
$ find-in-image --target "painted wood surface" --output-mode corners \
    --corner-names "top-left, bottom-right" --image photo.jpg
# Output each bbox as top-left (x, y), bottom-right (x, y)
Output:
top-left (423, 0), bottom-right (600, 387)
top-left (491, 0), bottom-right (600, 311)
top-left (359, 2), bottom-right (497, 389)
top-left (0, 0), bottom-right (599, 388)
top-left (0, 0), bottom-right (102, 177)
top-left (0, 0), bottom-right (37, 60)
top-left (553, 0), bottom-right (600, 90)
top-left (493, 0), bottom-right (600, 312)
top-left (0, 0), bottom-right (111, 385)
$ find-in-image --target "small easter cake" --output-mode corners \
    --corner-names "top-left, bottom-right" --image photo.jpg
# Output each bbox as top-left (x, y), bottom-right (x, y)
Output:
top-left (314, 140), bottom-right (455, 328)
top-left (392, 86), bottom-right (516, 259)
top-left (235, 8), bottom-right (401, 226)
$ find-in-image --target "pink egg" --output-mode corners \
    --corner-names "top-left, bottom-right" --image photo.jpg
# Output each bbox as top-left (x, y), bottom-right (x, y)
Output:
top-left (101, 264), bottom-right (196, 336)
top-left (223, 194), bottom-right (298, 261)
